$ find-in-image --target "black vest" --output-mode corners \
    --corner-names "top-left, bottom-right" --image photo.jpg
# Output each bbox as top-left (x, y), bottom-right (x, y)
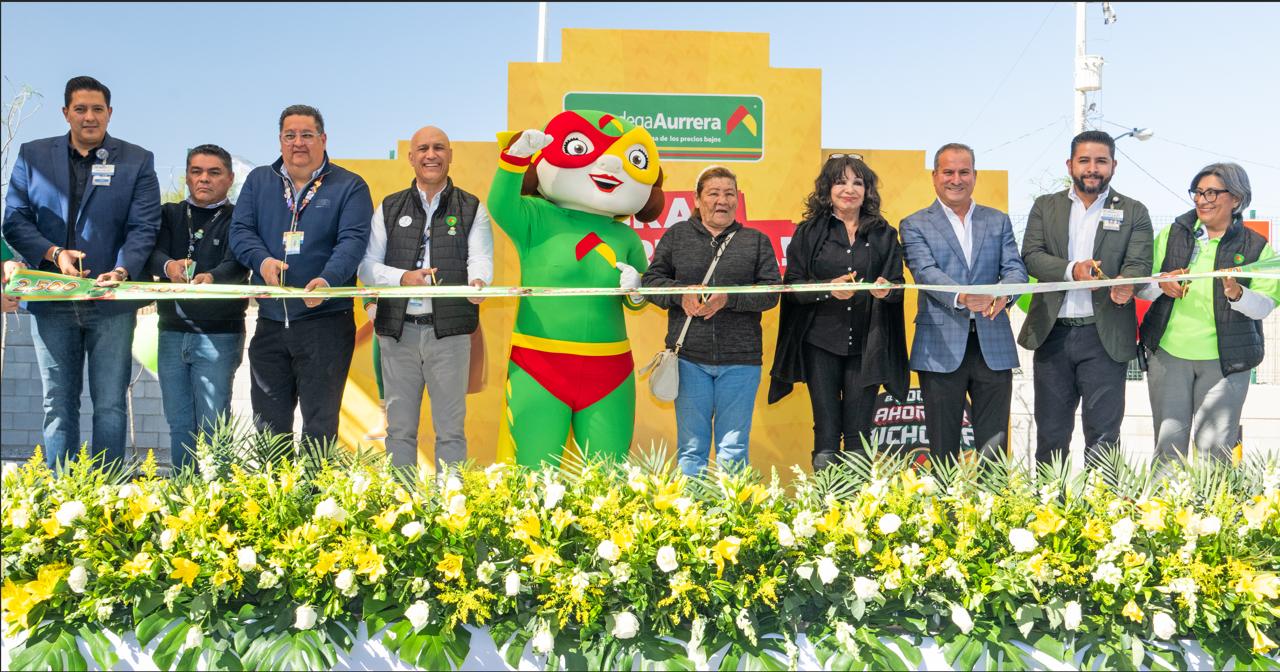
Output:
top-left (374, 179), bottom-right (480, 340)
top-left (1139, 211), bottom-right (1267, 376)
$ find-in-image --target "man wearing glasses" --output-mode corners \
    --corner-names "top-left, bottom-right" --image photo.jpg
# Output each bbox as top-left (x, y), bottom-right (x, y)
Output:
top-left (230, 105), bottom-right (373, 447)
top-left (357, 126), bottom-right (493, 470)
top-left (2, 75), bottom-right (161, 470)
top-left (1018, 130), bottom-right (1152, 465)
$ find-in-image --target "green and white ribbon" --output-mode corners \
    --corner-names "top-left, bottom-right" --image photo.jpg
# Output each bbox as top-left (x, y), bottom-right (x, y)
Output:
top-left (5, 262), bottom-right (1280, 301)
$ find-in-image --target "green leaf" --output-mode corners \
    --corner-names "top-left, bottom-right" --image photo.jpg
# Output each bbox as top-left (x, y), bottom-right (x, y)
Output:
top-left (136, 611), bottom-right (177, 647)
top-left (888, 634), bottom-right (923, 667)
top-left (77, 626), bottom-right (119, 670)
top-left (55, 629), bottom-right (89, 672)
top-left (153, 621), bottom-right (192, 671)
top-left (1130, 636), bottom-right (1145, 669)
top-left (1028, 632), bottom-right (1066, 663)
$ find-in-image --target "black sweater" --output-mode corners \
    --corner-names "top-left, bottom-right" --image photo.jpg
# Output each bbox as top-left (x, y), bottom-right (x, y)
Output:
top-left (641, 218), bottom-right (781, 365)
top-left (146, 201), bottom-right (248, 333)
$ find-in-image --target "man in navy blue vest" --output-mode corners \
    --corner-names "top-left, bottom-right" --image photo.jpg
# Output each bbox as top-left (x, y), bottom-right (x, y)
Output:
top-left (358, 126), bottom-right (492, 470)
top-left (2, 75), bottom-right (161, 470)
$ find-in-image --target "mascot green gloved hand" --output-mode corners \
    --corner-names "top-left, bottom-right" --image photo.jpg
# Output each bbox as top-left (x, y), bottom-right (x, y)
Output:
top-left (488, 110), bottom-right (665, 467)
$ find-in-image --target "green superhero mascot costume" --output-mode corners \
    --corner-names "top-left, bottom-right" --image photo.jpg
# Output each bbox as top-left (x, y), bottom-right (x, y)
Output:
top-left (487, 110), bottom-right (665, 466)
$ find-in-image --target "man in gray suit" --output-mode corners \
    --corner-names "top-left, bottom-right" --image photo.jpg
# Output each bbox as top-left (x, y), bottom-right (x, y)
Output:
top-left (1019, 130), bottom-right (1153, 463)
top-left (902, 143), bottom-right (1027, 461)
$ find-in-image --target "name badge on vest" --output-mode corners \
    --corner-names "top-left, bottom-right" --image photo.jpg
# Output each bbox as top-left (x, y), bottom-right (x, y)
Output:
top-left (398, 215), bottom-right (413, 227)
top-left (1101, 208), bottom-right (1124, 231)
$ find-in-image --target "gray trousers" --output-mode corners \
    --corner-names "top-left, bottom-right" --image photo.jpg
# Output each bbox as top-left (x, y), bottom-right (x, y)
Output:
top-left (378, 323), bottom-right (471, 469)
top-left (1147, 349), bottom-right (1250, 462)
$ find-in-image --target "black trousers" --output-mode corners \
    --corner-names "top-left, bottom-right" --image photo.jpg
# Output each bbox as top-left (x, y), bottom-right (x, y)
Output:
top-left (249, 311), bottom-right (355, 446)
top-left (804, 344), bottom-right (880, 471)
top-left (918, 327), bottom-right (1012, 463)
top-left (1032, 322), bottom-right (1128, 464)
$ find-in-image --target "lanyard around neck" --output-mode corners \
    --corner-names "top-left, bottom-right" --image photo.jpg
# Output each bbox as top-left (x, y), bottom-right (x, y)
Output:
top-left (184, 205), bottom-right (224, 261)
top-left (282, 174), bottom-right (325, 233)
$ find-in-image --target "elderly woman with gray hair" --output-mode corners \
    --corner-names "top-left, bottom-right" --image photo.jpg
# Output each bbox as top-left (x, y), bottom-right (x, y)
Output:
top-left (1137, 162), bottom-right (1278, 460)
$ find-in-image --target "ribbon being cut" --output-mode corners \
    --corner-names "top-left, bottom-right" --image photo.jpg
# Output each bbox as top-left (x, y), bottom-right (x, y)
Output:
top-left (6, 258), bottom-right (1280, 302)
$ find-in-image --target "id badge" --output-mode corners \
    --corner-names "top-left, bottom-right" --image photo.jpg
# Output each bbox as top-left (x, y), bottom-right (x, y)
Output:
top-left (282, 230), bottom-right (305, 255)
top-left (92, 174), bottom-right (112, 187)
top-left (91, 164), bottom-right (115, 176)
top-left (184, 261), bottom-right (197, 281)
top-left (1101, 208), bottom-right (1124, 231)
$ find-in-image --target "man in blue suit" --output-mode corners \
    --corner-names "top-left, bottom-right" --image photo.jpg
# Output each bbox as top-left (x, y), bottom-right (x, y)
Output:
top-left (900, 144), bottom-right (1027, 460)
top-left (2, 76), bottom-right (161, 469)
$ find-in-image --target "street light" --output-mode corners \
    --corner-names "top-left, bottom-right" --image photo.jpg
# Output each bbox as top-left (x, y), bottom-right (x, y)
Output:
top-left (1114, 127), bottom-right (1154, 141)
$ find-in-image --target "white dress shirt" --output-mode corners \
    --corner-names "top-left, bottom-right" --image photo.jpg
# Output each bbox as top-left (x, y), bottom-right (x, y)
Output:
top-left (358, 186), bottom-right (494, 315)
top-left (1059, 187), bottom-right (1110, 318)
top-left (939, 198), bottom-right (977, 311)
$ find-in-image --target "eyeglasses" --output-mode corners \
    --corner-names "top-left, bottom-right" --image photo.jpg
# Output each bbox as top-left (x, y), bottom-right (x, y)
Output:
top-left (281, 131), bottom-right (320, 144)
top-left (1189, 188), bottom-right (1230, 203)
top-left (827, 152), bottom-right (864, 161)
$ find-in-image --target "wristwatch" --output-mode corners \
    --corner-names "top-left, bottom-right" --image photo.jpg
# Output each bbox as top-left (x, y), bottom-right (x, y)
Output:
top-left (112, 266), bottom-right (130, 281)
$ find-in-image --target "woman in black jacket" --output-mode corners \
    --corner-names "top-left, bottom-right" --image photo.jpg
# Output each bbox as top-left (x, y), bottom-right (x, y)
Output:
top-left (768, 154), bottom-right (908, 471)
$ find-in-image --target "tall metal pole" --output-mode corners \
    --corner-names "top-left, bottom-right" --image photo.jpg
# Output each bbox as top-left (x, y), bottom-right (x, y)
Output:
top-left (537, 2), bottom-right (548, 63)
top-left (1074, 2), bottom-right (1088, 134)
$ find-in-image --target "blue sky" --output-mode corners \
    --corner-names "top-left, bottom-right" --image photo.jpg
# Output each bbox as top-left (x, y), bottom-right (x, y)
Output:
top-left (2, 2), bottom-right (1277, 223)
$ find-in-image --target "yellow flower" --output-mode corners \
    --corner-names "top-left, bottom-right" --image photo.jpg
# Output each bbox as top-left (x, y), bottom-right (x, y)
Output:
top-left (713, 536), bottom-right (742, 578)
top-left (313, 550), bottom-right (340, 576)
top-left (1121, 599), bottom-right (1144, 623)
top-left (243, 498), bottom-right (261, 519)
top-left (372, 506), bottom-right (400, 533)
top-left (652, 479), bottom-right (683, 510)
top-left (437, 553), bottom-right (464, 581)
top-left (40, 517), bottom-right (63, 539)
top-left (25, 565), bottom-right (66, 605)
top-left (170, 558), bottom-right (200, 587)
top-left (815, 504), bottom-right (841, 534)
top-left (1234, 572), bottom-right (1280, 601)
top-left (354, 545), bottom-right (387, 583)
top-left (512, 512), bottom-right (541, 544)
top-left (212, 525), bottom-right (237, 548)
top-left (0, 567), bottom-right (64, 630)
top-left (1242, 498), bottom-right (1272, 529)
top-left (1137, 500), bottom-right (1167, 532)
top-left (122, 552), bottom-right (154, 578)
top-left (1123, 552), bottom-right (1148, 569)
top-left (551, 508), bottom-right (577, 532)
top-left (1028, 506), bottom-right (1066, 538)
top-left (1249, 621), bottom-right (1278, 654)
top-left (1081, 518), bottom-right (1108, 544)
top-left (522, 541), bottom-right (563, 575)
top-left (611, 527), bottom-right (635, 553)
top-left (126, 492), bottom-right (164, 528)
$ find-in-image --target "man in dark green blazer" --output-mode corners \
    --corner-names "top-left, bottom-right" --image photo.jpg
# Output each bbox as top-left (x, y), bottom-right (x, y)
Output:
top-left (1018, 131), bottom-right (1153, 464)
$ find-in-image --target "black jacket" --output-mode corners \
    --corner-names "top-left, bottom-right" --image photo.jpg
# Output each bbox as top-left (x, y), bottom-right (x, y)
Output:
top-left (641, 218), bottom-right (781, 365)
top-left (768, 214), bottom-right (908, 403)
top-left (146, 201), bottom-right (248, 333)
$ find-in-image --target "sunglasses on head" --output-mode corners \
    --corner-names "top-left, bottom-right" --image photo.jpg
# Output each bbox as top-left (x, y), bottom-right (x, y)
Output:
top-left (827, 152), bottom-right (864, 161)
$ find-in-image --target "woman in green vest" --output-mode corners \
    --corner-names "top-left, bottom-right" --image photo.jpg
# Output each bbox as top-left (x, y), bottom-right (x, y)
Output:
top-left (1137, 163), bottom-right (1277, 461)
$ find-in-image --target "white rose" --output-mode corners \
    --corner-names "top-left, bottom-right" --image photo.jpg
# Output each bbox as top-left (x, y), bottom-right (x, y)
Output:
top-left (1063, 601), bottom-right (1082, 631)
top-left (1152, 612), bottom-right (1176, 640)
top-left (55, 500), bottom-right (87, 527)
top-left (796, 565), bottom-right (814, 581)
top-left (611, 612), bottom-right (639, 640)
top-left (236, 547), bottom-right (257, 572)
top-left (159, 528), bottom-right (177, 551)
top-left (294, 605), bottom-right (318, 630)
top-left (505, 571), bottom-right (521, 596)
top-left (1111, 517), bottom-right (1135, 546)
top-left (183, 624), bottom-right (203, 651)
top-left (118, 484), bottom-right (140, 500)
top-left (447, 494), bottom-right (467, 518)
top-left (400, 521), bottom-right (424, 539)
top-left (544, 482), bottom-right (566, 510)
top-left (405, 600), bottom-right (431, 631)
top-left (597, 539), bottom-right (621, 563)
top-left (10, 506), bottom-right (30, 529)
top-left (68, 565), bottom-right (88, 593)
top-left (817, 557), bottom-right (840, 585)
top-left (476, 561), bottom-right (496, 584)
top-left (335, 569), bottom-right (355, 592)
top-left (531, 624), bottom-right (554, 654)
top-left (853, 576), bottom-right (879, 601)
top-left (950, 604), bottom-right (974, 634)
top-left (313, 498), bottom-right (346, 523)
top-left (656, 546), bottom-right (679, 573)
top-left (878, 513), bottom-right (902, 536)
top-left (258, 569), bottom-right (280, 590)
top-left (1009, 528), bottom-right (1038, 553)
top-left (1198, 515), bottom-right (1221, 536)
top-left (774, 522), bottom-right (796, 548)
top-left (610, 562), bottom-right (633, 584)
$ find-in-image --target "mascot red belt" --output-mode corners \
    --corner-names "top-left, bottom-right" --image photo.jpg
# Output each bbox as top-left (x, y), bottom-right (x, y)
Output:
top-left (487, 110), bottom-right (665, 466)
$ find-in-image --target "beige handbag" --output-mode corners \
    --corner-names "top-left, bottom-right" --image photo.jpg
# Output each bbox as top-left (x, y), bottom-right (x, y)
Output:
top-left (639, 231), bottom-right (736, 402)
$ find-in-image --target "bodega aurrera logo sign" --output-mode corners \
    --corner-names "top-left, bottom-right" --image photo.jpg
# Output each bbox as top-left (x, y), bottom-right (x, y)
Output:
top-left (564, 92), bottom-right (764, 162)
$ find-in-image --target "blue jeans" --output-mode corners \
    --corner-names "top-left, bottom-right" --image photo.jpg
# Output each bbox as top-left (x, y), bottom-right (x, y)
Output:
top-left (674, 359), bottom-right (761, 477)
top-left (29, 303), bottom-right (137, 469)
top-left (158, 330), bottom-right (245, 471)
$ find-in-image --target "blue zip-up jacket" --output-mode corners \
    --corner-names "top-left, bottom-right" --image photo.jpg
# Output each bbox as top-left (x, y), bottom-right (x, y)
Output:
top-left (230, 154), bottom-right (372, 322)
